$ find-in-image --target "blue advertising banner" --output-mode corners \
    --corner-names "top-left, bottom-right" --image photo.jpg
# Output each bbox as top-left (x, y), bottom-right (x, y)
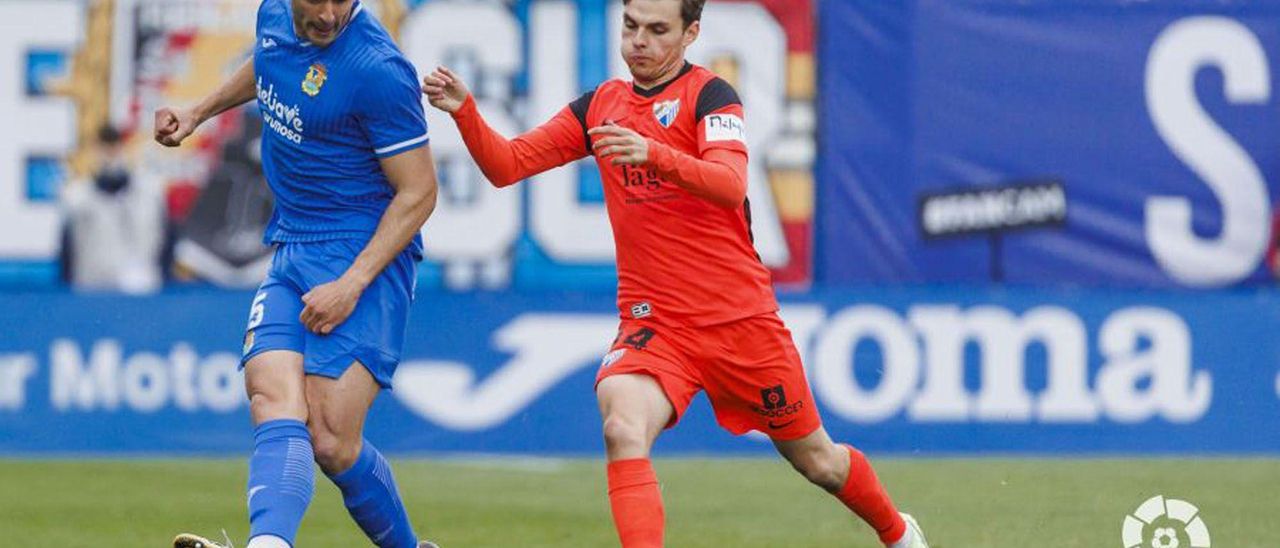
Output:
top-left (818, 0), bottom-right (1280, 288)
top-left (1, 287), bottom-right (1277, 455)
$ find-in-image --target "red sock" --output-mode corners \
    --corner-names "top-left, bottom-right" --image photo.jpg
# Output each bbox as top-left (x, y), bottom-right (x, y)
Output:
top-left (836, 445), bottom-right (906, 545)
top-left (606, 458), bottom-right (665, 548)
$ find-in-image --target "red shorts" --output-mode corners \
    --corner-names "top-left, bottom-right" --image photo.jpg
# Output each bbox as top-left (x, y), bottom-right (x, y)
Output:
top-left (594, 312), bottom-right (822, 441)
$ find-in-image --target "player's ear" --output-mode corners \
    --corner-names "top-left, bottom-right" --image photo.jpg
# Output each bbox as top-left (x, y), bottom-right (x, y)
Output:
top-left (682, 19), bottom-right (700, 48)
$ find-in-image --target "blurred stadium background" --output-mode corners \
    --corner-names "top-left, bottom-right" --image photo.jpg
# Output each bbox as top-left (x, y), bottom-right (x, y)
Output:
top-left (1, 0), bottom-right (1279, 546)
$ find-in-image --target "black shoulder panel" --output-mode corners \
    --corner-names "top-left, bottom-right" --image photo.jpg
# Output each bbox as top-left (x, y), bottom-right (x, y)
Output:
top-left (695, 77), bottom-right (742, 121)
top-left (568, 89), bottom-right (596, 154)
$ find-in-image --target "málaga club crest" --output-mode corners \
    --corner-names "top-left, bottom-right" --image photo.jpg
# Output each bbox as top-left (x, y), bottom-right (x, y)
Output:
top-left (653, 98), bottom-right (680, 128)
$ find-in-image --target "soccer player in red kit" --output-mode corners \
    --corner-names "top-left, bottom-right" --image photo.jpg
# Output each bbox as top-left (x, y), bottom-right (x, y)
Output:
top-left (423, 0), bottom-right (929, 546)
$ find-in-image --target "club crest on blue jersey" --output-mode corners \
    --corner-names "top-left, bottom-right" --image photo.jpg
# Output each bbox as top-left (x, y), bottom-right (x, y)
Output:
top-left (653, 98), bottom-right (680, 128)
top-left (302, 63), bottom-right (328, 97)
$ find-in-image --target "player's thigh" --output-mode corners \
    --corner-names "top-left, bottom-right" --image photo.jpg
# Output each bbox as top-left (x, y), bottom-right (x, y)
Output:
top-left (595, 321), bottom-right (701, 433)
top-left (244, 350), bottom-right (307, 425)
top-left (241, 273), bottom-right (308, 425)
top-left (242, 261), bottom-right (306, 364)
top-left (700, 313), bottom-right (822, 441)
top-left (597, 374), bottom-right (676, 441)
top-left (304, 360), bottom-right (381, 442)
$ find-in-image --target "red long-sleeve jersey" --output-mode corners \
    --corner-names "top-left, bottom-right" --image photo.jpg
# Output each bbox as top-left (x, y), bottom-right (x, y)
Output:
top-left (451, 63), bottom-right (778, 327)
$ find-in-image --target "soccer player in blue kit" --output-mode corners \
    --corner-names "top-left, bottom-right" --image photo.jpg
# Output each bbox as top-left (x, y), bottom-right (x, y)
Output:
top-left (154, 1), bottom-right (439, 547)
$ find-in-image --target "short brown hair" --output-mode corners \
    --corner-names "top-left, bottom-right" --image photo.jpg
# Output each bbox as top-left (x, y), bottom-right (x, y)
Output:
top-left (623, 0), bottom-right (706, 28)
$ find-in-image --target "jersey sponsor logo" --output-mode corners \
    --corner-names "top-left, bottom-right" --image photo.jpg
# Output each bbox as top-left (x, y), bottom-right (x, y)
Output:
top-left (653, 98), bottom-right (680, 128)
top-left (755, 384), bottom-right (806, 423)
top-left (620, 165), bottom-right (662, 192)
top-left (301, 63), bottom-right (328, 97)
top-left (705, 113), bottom-right (745, 143)
top-left (256, 77), bottom-right (306, 144)
top-left (761, 384), bottom-right (787, 409)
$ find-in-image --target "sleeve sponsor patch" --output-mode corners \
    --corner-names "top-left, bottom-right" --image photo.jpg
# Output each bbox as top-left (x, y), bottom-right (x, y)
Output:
top-left (704, 113), bottom-right (746, 143)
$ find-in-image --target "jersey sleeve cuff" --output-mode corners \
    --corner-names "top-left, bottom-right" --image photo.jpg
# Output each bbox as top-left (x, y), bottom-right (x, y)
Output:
top-left (374, 133), bottom-right (430, 158)
top-left (451, 94), bottom-right (479, 121)
top-left (646, 138), bottom-right (678, 171)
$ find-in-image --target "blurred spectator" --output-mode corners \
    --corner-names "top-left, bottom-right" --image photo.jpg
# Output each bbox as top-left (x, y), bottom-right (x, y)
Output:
top-left (60, 125), bottom-right (164, 294)
top-left (173, 107), bottom-right (275, 288)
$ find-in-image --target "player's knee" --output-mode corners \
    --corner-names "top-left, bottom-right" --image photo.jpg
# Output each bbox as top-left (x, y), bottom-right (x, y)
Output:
top-left (248, 390), bottom-right (306, 423)
top-left (310, 429), bottom-right (359, 474)
top-left (601, 414), bottom-right (649, 456)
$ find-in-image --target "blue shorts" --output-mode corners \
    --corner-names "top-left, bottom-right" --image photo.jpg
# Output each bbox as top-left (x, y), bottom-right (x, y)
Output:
top-left (241, 240), bottom-right (416, 389)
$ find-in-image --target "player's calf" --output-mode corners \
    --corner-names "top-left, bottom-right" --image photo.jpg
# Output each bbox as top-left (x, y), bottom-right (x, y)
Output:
top-left (324, 440), bottom-right (420, 548)
top-left (306, 365), bottom-right (419, 548)
top-left (596, 374), bottom-right (673, 547)
top-left (836, 444), bottom-right (910, 546)
top-left (773, 430), bottom-right (849, 492)
top-left (775, 428), bottom-right (912, 546)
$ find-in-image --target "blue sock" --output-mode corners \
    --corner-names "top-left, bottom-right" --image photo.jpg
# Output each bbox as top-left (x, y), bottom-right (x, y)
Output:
top-left (247, 419), bottom-right (314, 546)
top-left (327, 440), bottom-right (418, 548)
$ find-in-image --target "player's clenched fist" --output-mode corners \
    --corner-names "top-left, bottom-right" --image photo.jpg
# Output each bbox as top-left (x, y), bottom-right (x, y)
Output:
top-left (299, 277), bottom-right (364, 336)
top-left (421, 66), bottom-right (470, 113)
top-left (153, 106), bottom-right (200, 147)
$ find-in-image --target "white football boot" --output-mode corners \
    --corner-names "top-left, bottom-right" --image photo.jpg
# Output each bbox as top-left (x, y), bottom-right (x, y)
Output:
top-left (890, 512), bottom-right (930, 548)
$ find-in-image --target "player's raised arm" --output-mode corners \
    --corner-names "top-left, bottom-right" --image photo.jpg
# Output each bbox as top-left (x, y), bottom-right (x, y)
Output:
top-left (423, 66), bottom-right (590, 187)
top-left (154, 57), bottom-right (256, 147)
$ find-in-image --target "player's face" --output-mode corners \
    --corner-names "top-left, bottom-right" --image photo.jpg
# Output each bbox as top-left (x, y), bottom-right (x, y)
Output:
top-left (621, 0), bottom-right (700, 85)
top-left (292, 0), bottom-right (355, 47)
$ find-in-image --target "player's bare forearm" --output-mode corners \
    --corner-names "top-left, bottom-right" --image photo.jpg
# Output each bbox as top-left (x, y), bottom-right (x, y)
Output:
top-left (344, 145), bottom-right (439, 288)
top-left (194, 57), bottom-right (257, 124)
top-left (155, 58), bottom-right (256, 147)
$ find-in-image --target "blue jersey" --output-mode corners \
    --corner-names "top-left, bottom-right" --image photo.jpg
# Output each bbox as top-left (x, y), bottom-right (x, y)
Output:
top-left (253, 0), bottom-right (428, 255)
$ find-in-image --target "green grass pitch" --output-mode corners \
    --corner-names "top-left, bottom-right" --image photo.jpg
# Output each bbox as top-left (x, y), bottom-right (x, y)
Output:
top-left (1, 458), bottom-right (1276, 546)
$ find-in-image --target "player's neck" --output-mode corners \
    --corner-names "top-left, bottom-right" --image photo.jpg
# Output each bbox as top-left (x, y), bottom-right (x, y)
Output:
top-left (634, 58), bottom-right (689, 91)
